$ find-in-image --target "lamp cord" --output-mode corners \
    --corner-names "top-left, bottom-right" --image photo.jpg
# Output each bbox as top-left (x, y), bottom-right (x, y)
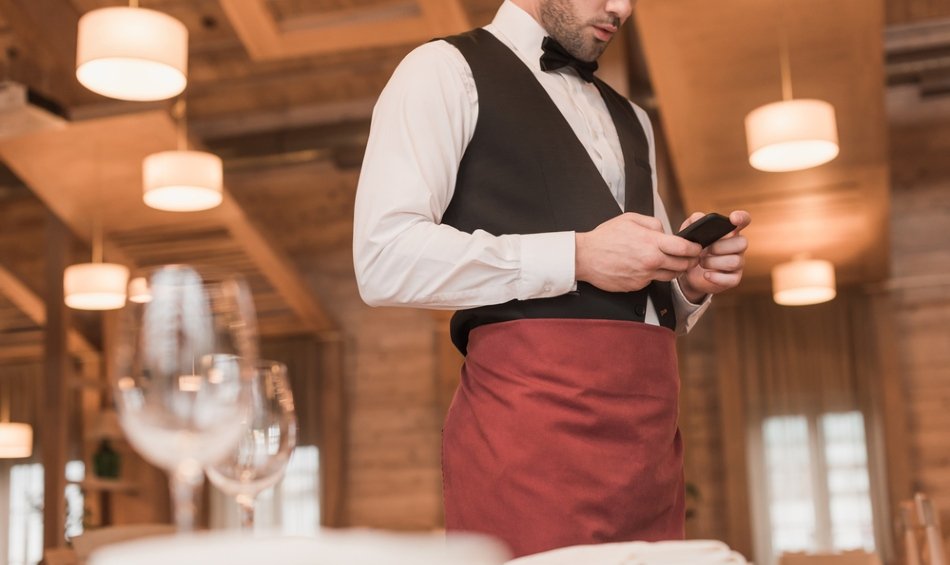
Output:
top-left (777, 0), bottom-right (793, 101)
top-left (175, 98), bottom-right (188, 151)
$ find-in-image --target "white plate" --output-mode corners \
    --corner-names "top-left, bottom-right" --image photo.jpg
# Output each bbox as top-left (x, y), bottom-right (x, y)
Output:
top-left (89, 529), bottom-right (510, 565)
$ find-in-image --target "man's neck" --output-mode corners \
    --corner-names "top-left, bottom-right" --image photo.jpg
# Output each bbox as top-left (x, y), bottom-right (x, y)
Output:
top-left (508, 0), bottom-right (545, 30)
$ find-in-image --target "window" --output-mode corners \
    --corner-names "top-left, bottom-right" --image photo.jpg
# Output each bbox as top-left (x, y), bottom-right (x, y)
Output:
top-left (65, 460), bottom-right (86, 539)
top-left (6, 460), bottom-right (86, 565)
top-left (760, 411), bottom-right (876, 564)
top-left (8, 463), bottom-right (43, 565)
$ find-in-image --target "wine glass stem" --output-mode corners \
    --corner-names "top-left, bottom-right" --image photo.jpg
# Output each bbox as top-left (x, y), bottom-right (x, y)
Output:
top-left (237, 494), bottom-right (256, 531)
top-left (170, 461), bottom-right (204, 532)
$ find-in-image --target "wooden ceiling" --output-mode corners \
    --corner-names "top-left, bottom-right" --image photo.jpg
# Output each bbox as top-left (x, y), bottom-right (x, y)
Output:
top-left (1, 0), bottom-right (950, 352)
top-left (636, 0), bottom-right (891, 290)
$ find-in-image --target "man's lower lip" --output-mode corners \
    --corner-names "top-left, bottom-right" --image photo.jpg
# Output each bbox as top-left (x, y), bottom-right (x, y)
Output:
top-left (593, 27), bottom-right (614, 41)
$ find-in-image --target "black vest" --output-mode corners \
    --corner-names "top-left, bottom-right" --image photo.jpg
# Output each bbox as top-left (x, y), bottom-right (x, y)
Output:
top-left (441, 29), bottom-right (675, 354)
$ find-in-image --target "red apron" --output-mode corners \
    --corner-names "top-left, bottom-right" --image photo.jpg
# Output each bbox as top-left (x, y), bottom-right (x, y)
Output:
top-left (442, 318), bottom-right (684, 558)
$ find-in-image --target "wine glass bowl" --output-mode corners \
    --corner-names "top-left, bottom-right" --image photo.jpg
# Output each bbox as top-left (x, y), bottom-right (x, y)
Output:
top-left (205, 360), bottom-right (297, 530)
top-left (112, 265), bottom-right (259, 531)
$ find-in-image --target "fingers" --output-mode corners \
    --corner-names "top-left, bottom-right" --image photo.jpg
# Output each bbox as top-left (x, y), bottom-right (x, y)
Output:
top-left (728, 210), bottom-right (751, 232)
top-left (702, 270), bottom-right (743, 288)
top-left (626, 213), bottom-right (664, 232)
top-left (700, 252), bottom-right (745, 273)
top-left (707, 234), bottom-right (748, 256)
top-left (657, 232), bottom-right (702, 259)
top-left (678, 211), bottom-right (707, 232)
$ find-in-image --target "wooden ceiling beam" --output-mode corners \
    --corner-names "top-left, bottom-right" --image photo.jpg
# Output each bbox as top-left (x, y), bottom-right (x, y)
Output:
top-left (0, 263), bottom-right (98, 360)
top-left (219, 0), bottom-right (468, 61)
top-left (0, 329), bottom-right (44, 361)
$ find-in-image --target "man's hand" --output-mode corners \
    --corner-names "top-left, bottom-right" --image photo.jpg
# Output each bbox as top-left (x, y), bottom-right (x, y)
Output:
top-left (677, 210), bottom-right (751, 303)
top-left (575, 213), bottom-right (702, 293)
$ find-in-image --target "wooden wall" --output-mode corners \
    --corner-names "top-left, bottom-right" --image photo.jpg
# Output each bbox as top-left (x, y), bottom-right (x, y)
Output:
top-left (888, 116), bottom-right (950, 522)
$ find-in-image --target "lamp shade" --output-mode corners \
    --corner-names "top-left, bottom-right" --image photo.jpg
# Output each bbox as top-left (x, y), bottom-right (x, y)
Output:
top-left (143, 150), bottom-right (223, 212)
top-left (0, 423), bottom-right (33, 458)
top-left (772, 257), bottom-right (836, 306)
top-left (64, 263), bottom-right (130, 310)
top-left (745, 99), bottom-right (839, 172)
top-left (76, 7), bottom-right (188, 101)
top-left (128, 276), bottom-right (152, 303)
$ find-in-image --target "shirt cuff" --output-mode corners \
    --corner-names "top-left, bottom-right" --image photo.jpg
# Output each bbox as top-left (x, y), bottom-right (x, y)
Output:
top-left (672, 278), bottom-right (711, 335)
top-left (516, 231), bottom-right (576, 300)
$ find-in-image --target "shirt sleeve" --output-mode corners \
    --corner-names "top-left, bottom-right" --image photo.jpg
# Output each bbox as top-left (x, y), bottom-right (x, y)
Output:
top-left (631, 102), bottom-right (711, 334)
top-left (353, 41), bottom-right (576, 309)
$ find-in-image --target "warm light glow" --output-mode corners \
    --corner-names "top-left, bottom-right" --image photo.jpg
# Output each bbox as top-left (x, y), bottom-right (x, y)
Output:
top-left (143, 150), bottom-right (223, 212)
top-left (772, 257), bottom-right (836, 306)
top-left (128, 276), bottom-right (152, 303)
top-left (0, 423), bottom-right (33, 458)
top-left (76, 7), bottom-right (188, 101)
top-left (64, 263), bottom-right (130, 310)
top-left (745, 99), bottom-right (839, 172)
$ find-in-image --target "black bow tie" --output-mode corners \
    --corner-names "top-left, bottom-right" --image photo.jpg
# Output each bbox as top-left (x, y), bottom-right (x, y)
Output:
top-left (540, 36), bottom-right (599, 82)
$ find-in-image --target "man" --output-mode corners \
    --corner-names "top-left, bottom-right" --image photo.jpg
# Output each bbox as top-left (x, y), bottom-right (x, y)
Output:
top-left (353, 0), bottom-right (750, 557)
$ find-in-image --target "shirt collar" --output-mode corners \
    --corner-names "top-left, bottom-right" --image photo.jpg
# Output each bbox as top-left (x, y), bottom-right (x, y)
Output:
top-left (489, 1), bottom-right (549, 71)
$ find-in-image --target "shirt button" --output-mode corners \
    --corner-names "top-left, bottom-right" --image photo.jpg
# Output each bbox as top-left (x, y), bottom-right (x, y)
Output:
top-left (543, 285), bottom-right (553, 293)
top-left (634, 305), bottom-right (646, 317)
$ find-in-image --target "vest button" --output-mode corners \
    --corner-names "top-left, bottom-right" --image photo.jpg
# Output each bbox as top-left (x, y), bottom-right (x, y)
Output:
top-left (634, 305), bottom-right (646, 317)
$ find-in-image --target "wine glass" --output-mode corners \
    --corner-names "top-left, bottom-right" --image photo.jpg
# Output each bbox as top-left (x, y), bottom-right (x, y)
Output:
top-left (205, 360), bottom-right (297, 530)
top-left (113, 264), bottom-right (258, 532)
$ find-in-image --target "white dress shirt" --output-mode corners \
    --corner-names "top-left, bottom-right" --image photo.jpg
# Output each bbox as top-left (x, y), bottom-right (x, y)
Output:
top-left (353, 0), bottom-right (710, 333)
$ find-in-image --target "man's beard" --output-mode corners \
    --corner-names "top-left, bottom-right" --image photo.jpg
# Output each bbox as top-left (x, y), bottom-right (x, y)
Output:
top-left (539, 0), bottom-right (617, 62)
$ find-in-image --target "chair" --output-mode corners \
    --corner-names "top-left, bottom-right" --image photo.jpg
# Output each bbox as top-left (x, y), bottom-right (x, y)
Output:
top-left (69, 523), bottom-right (176, 564)
top-left (779, 549), bottom-right (881, 565)
top-left (914, 493), bottom-right (947, 565)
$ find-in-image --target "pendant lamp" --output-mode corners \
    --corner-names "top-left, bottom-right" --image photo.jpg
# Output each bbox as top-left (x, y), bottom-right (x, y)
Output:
top-left (0, 423), bottom-right (32, 459)
top-left (76, 1), bottom-right (188, 101)
top-left (65, 218), bottom-right (129, 311)
top-left (128, 276), bottom-right (153, 303)
top-left (143, 100), bottom-right (223, 212)
top-left (0, 397), bottom-right (32, 459)
top-left (744, 0), bottom-right (839, 172)
top-left (772, 254), bottom-right (836, 306)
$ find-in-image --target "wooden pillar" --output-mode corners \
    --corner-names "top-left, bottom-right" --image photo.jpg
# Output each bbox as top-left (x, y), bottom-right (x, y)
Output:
top-left (42, 211), bottom-right (69, 548)
top-left (317, 331), bottom-right (347, 527)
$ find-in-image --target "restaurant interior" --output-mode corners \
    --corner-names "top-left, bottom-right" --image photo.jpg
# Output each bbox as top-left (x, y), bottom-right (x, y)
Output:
top-left (0, 0), bottom-right (948, 564)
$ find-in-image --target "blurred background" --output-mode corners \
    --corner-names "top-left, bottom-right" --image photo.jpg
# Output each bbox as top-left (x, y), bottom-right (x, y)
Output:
top-left (0, 1), bottom-right (947, 564)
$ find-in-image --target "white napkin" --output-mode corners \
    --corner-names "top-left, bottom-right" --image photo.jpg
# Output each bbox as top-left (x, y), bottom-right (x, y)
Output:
top-left (507, 540), bottom-right (748, 565)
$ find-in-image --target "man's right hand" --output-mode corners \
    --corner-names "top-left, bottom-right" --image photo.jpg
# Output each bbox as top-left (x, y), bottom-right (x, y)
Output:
top-left (574, 213), bottom-right (702, 293)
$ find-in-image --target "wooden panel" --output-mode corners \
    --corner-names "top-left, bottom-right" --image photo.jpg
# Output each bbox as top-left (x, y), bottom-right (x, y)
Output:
top-left (887, 116), bottom-right (950, 531)
top-left (887, 0), bottom-right (950, 25)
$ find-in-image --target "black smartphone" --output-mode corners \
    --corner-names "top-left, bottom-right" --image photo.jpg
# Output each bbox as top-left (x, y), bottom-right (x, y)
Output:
top-left (675, 212), bottom-right (735, 248)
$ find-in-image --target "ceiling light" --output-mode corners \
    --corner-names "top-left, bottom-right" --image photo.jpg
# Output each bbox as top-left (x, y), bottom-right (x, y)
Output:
top-left (128, 276), bottom-right (153, 303)
top-left (65, 263), bottom-right (130, 310)
top-left (746, 99), bottom-right (839, 172)
top-left (744, 0), bottom-right (839, 173)
top-left (772, 256), bottom-right (836, 306)
top-left (143, 150), bottom-right (223, 212)
top-left (76, 5), bottom-right (188, 101)
top-left (0, 423), bottom-right (33, 459)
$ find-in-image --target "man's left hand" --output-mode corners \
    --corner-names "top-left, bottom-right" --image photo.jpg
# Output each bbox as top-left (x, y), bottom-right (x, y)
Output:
top-left (677, 210), bottom-right (751, 303)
